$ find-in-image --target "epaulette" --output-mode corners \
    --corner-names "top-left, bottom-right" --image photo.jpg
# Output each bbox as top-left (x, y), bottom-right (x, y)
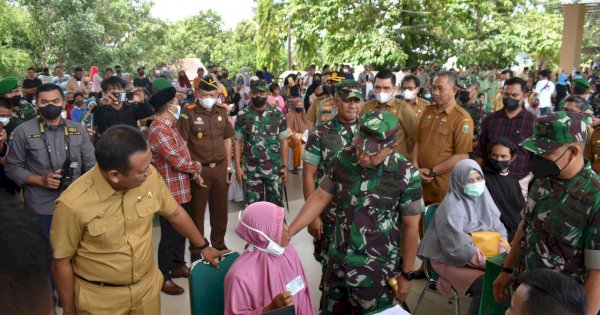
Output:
top-left (186, 103), bottom-right (197, 110)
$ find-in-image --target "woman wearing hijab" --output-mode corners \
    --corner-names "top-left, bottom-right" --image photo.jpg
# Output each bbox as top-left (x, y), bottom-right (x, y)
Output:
top-left (417, 159), bottom-right (508, 315)
top-left (224, 202), bottom-right (315, 315)
top-left (175, 70), bottom-right (192, 93)
top-left (286, 98), bottom-right (311, 174)
top-left (303, 73), bottom-right (322, 110)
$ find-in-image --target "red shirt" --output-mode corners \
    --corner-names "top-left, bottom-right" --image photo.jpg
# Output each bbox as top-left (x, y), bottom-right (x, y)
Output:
top-left (148, 116), bottom-right (200, 204)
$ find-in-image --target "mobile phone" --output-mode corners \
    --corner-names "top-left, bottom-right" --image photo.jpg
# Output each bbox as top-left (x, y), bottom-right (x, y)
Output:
top-left (126, 92), bottom-right (134, 102)
top-left (114, 92), bottom-right (127, 102)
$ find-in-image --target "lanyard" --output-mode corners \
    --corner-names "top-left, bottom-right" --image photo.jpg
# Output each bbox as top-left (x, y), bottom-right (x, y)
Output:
top-left (39, 119), bottom-right (71, 172)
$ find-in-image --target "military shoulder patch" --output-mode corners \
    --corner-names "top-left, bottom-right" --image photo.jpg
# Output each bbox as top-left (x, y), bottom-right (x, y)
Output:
top-left (462, 122), bottom-right (471, 134)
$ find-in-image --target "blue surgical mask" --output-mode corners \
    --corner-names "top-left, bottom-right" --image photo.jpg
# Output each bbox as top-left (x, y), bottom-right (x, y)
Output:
top-left (169, 104), bottom-right (181, 120)
top-left (238, 219), bottom-right (285, 256)
top-left (463, 181), bottom-right (486, 198)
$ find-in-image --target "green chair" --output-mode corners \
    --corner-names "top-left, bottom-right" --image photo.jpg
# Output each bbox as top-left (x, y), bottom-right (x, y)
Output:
top-left (413, 203), bottom-right (461, 315)
top-left (189, 252), bottom-right (240, 315)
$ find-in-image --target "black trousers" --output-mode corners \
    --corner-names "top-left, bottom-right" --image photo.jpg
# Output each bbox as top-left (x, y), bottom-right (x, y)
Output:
top-left (158, 202), bottom-right (190, 280)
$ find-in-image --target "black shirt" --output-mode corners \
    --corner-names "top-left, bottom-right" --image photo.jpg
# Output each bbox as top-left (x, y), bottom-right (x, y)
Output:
top-left (22, 77), bottom-right (42, 102)
top-left (133, 77), bottom-right (152, 92)
top-left (92, 102), bottom-right (154, 136)
top-left (484, 168), bottom-right (526, 241)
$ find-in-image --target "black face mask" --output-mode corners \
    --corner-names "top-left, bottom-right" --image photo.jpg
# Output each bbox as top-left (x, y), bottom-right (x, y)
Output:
top-left (251, 96), bottom-right (267, 107)
top-left (488, 158), bottom-right (510, 172)
top-left (7, 95), bottom-right (21, 107)
top-left (294, 107), bottom-right (304, 113)
top-left (457, 90), bottom-right (471, 103)
top-left (39, 104), bottom-right (63, 120)
top-left (530, 148), bottom-right (570, 179)
top-left (323, 85), bottom-right (335, 96)
top-left (503, 97), bottom-right (520, 111)
top-left (138, 71), bottom-right (145, 76)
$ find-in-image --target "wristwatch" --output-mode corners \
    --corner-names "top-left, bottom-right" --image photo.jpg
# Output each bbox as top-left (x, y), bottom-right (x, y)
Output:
top-left (399, 270), bottom-right (417, 281)
top-left (428, 168), bottom-right (437, 178)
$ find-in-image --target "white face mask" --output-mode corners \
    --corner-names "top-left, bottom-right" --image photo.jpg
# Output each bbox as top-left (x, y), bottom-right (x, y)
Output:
top-left (199, 97), bottom-right (216, 109)
top-left (0, 117), bottom-right (10, 126)
top-left (375, 92), bottom-right (392, 104)
top-left (403, 90), bottom-right (416, 100)
top-left (61, 111), bottom-right (67, 119)
top-left (168, 104), bottom-right (181, 120)
top-left (238, 219), bottom-right (285, 256)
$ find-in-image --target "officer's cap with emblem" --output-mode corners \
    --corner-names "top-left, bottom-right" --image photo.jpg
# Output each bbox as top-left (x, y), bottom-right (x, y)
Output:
top-left (336, 80), bottom-right (362, 101)
top-left (353, 111), bottom-right (399, 154)
top-left (326, 71), bottom-right (344, 83)
top-left (572, 78), bottom-right (591, 89)
top-left (520, 111), bottom-right (588, 155)
top-left (148, 86), bottom-right (176, 112)
top-left (152, 77), bottom-right (172, 92)
top-left (250, 79), bottom-right (268, 93)
top-left (0, 77), bottom-right (19, 95)
top-left (461, 75), bottom-right (479, 88)
top-left (198, 75), bottom-right (219, 91)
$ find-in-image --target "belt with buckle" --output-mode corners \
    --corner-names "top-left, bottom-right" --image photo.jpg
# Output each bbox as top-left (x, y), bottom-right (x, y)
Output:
top-left (75, 273), bottom-right (138, 287)
top-left (201, 159), bottom-right (225, 168)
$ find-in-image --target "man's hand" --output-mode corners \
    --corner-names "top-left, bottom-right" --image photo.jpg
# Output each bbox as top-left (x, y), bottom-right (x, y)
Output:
top-left (227, 169), bottom-right (233, 185)
top-left (133, 88), bottom-right (144, 103)
top-left (395, 276), bottom-right (412, 302)
top-left (493, 272), bottom-right (512, 303)
top-left (42, 170), bottom-right (62, 189)
top-left (236, 167), bottom-right (245, 184)
top-left (194, 174), bottom-right (207, 188)
top-left (264, 292), bottom-right (294, 312)
top-left (196, 247), bottom-right (231, 268)
top-left (0, 128), bottom-right (7, 143)
top-left (418, 168), bottom-right (434, 183)
top-left (100, 93), bottom-right (117, 106)
top-left (307, 217), bottom-right (323, 240)
top-left (281, 168), bottom-right (288, 184)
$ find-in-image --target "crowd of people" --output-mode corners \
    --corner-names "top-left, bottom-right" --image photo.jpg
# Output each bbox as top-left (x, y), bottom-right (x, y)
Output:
top-left (1, 61), bottom-right (599, 315)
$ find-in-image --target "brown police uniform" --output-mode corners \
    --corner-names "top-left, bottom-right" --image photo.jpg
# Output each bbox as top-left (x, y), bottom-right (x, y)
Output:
top-left (584, 127), bottom-right (600, 174)
top-left (362, 98), bottom-right (419, 158)
top-left (177, 102), bottom-right (234, 250)
top-left (415, 100), bottom-right (473, 204)
top-left (51, 165), bottom-right (179, 315)
top-left (406, 97), bottom-right (431, 120)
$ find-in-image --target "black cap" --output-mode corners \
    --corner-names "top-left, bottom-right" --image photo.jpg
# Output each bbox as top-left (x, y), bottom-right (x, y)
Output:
top-left (148, 86), bottom-right (176, 111)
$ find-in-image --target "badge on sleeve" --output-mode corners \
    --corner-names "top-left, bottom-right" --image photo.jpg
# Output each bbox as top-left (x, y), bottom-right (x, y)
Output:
top-left (462, 120), bottom-right (471, 134)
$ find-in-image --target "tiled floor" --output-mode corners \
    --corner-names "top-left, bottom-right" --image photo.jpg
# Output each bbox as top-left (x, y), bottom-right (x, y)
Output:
top-left (56, 172), bottom-right (471, 314)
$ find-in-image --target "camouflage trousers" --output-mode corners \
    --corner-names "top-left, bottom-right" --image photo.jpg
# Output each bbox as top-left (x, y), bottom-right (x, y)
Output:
top-left (243, 175), bottom-right (283, 206)
top-left (320, 285), bottom-right (394, 315)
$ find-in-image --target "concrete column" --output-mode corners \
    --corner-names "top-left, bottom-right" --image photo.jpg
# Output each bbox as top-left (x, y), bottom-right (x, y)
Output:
top-left (559, 4), bottom-right (586, 71)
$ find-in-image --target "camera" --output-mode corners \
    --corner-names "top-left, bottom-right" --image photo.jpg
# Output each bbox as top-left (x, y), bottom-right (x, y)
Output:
top-left (59, 158), bottom-right (79, 191)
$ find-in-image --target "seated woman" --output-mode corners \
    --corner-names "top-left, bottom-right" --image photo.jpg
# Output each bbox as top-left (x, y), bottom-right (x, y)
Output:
top-left (483, 137), bottom-right (526, 241)
top-left (224, 202), bottom-right (315, 315)
top-left (417, 159), bottom-right (508, 315)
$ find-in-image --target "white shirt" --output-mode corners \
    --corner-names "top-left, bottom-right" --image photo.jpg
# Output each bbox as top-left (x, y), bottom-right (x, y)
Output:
top-left (533, 79), bottom-right (555, 109)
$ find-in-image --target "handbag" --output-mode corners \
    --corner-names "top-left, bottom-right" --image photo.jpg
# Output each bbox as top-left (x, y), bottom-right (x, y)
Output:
top-left (470, 231), bottom-right (511, 257)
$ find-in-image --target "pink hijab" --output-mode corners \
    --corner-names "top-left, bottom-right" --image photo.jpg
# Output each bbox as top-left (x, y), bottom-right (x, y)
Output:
top-left (224, 202), bottom-right (315, 315)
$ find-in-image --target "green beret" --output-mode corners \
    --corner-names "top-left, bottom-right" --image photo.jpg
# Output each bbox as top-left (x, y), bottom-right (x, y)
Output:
top-left (198, 76), bottom-right (218, 91)
top-left (250, 79), bottom-right (268, 92)
top-left (149, 86), bottom-right (176, 111)
top-left (0, 77), bottom-right (19, 95)
top-left (572, 78), bottom-right (590, 89)
top-left (152, 78), bottom-right (172, 92)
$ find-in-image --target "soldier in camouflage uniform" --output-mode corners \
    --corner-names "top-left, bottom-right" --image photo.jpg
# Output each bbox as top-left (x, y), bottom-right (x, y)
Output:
top-left (493, 111), bottom-right (600, 314)
top-left (307, 71), bottom-right (345, 127)
top-left (0, 77), bottom-right (37, 133)
top-left (302, 80), bottom-right (363, 308)
top-left (556, 78), bottom-right (592, 112)
top-left (457, 75), bottom-right (486, 151)
top-left (290, 111), bottom-right (424, 314)
top-left (589, 81), bottom-right (600, 117)
top-left (234, 79), bottom-right (290, 207)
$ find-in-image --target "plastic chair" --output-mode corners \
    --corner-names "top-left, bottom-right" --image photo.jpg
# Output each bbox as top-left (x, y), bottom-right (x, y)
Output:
top-left (413, 204), bottom-right (461, 315)
top-left (189, 252), bottom-right (240, 315)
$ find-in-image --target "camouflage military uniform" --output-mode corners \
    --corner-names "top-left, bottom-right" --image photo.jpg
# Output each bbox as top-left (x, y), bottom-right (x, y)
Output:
top-left (317, 112), bottom-right (424, 314)
top-left (6, 99), bottom-right (37, 132)
top-left (234, 104), bottom-right (290, 206)
top-left (514, 111), bottom-right (600, 286)
top-left (457, 98), bottom-right (485, 142)
top-left (589, 92), bottom-right (600, 117)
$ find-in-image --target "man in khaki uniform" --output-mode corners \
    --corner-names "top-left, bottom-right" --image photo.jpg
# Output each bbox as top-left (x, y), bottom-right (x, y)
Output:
top-left (51, 126), bottom-right (226, 315)
top-left (584, 127), bottom-right (600, 174)
top-left (399, 74), bottom-right (431, 120)
top-left (307, 71), bottom-right (345, 127)
top-left (363, 69), bottom-right (418, 159)
top-left (413, 71), bottom-right (473, 204)
top-left (177, 76), bottom-right (234, 252)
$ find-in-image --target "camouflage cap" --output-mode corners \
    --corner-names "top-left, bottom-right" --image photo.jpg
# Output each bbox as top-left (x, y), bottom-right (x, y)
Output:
top-left (520, 111), bottom-right (588, 154)
top-left (250, 79), bottom-right (268, 92)
top-left (353, 111), bottom-right (399, 154)
top-left (336, 79), bottom-right (362, 101)
top-left (0, 77), bottom-right (19, 95)
top-left (461, 74), bottom-right (479, 88)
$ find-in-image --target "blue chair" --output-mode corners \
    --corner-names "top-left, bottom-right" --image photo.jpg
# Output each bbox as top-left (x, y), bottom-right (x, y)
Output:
top-left (189, 252), bottom-right (240, 315)
top-left (413, 203), bottom-right (460, 315)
